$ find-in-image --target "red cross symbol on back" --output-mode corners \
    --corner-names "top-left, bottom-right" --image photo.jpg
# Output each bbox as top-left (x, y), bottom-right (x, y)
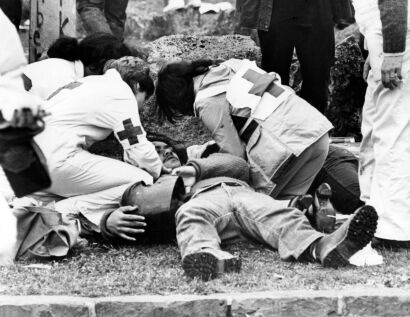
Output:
top-left (117, 119), bottom-right (143, 145)
top-left (242, 69), bottom-right (285, 98)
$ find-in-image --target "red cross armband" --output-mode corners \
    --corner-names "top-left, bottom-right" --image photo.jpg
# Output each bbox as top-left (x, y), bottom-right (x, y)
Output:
top-left (114, 118), bottom-right (145, 149)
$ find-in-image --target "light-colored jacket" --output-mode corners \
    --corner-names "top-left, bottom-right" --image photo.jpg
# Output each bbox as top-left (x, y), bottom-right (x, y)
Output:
top-left (193, 59), bottom-right (333, 196)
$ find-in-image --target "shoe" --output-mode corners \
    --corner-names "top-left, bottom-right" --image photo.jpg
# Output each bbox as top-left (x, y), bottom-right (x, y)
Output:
top-left (182, 250), bottom-right (241, 281)
top-left (163, 0), bottom-right (185, 13)
top-left (315, 205), bottom-right (378, 268)
top-left (288, 194), bottom-right (313, 213)
top-left (310, 183), bottom-right (336, 233)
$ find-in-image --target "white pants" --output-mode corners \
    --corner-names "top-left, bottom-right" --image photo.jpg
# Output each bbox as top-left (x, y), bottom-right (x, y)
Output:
top-left (40, 150), bottom-right (153, 225)
top-left (359, 35), bottom-right (410, 240)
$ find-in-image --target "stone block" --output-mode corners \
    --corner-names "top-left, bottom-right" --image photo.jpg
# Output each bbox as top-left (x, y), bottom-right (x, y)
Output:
top-left (0, 300), bottom-right (92, 317)
top-left (342, 294), bottom-right (410, 316)
top-left (230, 293), bottom-right (338, 317)
top-left (95, 297), bottom-right (226, 317)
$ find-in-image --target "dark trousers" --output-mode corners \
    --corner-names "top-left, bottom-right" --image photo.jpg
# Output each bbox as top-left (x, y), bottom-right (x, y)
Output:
top-left (77, 0), bottom-right (129, 40)
top-left (258, 2), bottom-right (335, 113)
top-left (308, 145), bottom-right (364, 215)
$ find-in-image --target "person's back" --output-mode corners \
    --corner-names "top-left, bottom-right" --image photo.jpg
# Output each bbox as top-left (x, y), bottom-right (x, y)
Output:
top-left (24, 58), bottom-right (84, 100)
top-left (35, 68), bottom-right (134, 162)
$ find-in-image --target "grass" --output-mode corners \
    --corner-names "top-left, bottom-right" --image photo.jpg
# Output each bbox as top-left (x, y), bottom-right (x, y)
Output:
top-left (1, 241), bottom-right (410, 297)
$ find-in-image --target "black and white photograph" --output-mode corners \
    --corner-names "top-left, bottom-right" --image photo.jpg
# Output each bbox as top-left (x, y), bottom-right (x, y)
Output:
top-left (0, 0), bottom-right (409, 316)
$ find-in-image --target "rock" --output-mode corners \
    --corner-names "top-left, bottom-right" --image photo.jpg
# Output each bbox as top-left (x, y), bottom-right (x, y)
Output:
top-left (327, 35), bottom-right (366, 139)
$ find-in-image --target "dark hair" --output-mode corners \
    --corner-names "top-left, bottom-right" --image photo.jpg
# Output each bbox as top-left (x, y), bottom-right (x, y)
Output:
top-left (155, 59), bottom-right (214, 123)
top-left (120, 64), bottom-right (155, 98)
top-left (146, 132), bottom-right (188, 164)
top-left (47, 32), bottom-right (132, 74)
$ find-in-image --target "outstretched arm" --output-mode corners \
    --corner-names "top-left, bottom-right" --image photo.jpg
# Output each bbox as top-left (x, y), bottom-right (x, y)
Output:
top-left (173, 153), bottom-right (250, 183)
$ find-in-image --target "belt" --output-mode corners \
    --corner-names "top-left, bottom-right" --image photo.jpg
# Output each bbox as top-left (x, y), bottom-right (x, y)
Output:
top-left (232, 115), bottom-right (258, 144)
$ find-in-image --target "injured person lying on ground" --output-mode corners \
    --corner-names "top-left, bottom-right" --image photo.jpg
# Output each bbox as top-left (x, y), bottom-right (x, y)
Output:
top-left (99, 136), bottom-right (379, 281)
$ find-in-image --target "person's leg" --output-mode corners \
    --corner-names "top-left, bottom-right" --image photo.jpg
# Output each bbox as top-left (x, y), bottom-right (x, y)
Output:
top-left (104, 0), bottom-right (129, 40)
top-left (295, 18), bottom-right (334, 113)
top-left (359, 71), bottom-right (377, 205)
top-left (47, 150), bottom-right (153, 197)
top-left (77, 0), bottom-right (113, 36)
top-left (230, 186), bottom-right (378, 267)
top-left (368, 71), bottom-right (410, 241)
top-left (309, 145), bottom-right (364, 214)
top-left (230, 187), bottom-right (323, 260)
top-left (176, 186), bottom-right (243, 280)
top-left (54, 184), bottom-right (129, 225)
top-left (258, 18), bottom-right (296, 85)
top-left (274, 133), bottom-right (329, 199)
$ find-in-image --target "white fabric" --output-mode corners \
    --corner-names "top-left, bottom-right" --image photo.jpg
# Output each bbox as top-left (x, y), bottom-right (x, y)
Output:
top-left (353, 0), bottom-right (410, 79)
top-left (354, 0), bottom-right (410, 240)
top-left (32, 69), bottom-right (163, 224)
top-left (225, 60), bottom-right (293, 121)
top-left (34, 69), bottom-right (162, 180)
top-left (359, 69), bottom-right (410, 240)
top-left (0, 10), bottom-right (42, 121)
top-left (24, 58), bottom-right (84, 100)
top-left (0, 9), bottom-right (22, 265)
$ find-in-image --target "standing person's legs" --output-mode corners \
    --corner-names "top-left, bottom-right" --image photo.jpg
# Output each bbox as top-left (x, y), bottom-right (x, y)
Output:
top-left (258, 19), bottom-right (296, 85)
top-left (47, 150), bottom-right (153, 197)
top-left (359, 71), bottom-right (377, 204)
top-left (366, 71), bottom-right (410, 241)
top-left (104, 0), bottom-right (129, 40)
top-left (274, 134), bottom-right (329, 199)
top-left (77, 0), bottom-right (113, 36)
top-left (295, 21), bottom-right (334, 113)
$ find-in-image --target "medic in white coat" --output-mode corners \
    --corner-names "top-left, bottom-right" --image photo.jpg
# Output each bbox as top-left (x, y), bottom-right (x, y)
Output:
top-left (33, 57), bottom-right (164, 225)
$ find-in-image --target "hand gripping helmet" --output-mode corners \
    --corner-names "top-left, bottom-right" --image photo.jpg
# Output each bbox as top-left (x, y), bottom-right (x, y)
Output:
top-left (120, 175), bottom-right (185, 243)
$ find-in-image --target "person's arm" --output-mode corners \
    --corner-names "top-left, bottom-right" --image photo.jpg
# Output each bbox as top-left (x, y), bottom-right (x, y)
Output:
top-left (378, 0), bottom-right (408, 89)
top-left (196, 95), bottom-right (246, 159)
top-left (174, 153), bottom-right (250, 183)
top-left (96, 98), bottom-right (163, 180)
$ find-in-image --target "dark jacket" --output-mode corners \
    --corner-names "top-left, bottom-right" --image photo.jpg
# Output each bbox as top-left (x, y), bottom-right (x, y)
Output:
top-left (237, 0), bottom-right (354, 31)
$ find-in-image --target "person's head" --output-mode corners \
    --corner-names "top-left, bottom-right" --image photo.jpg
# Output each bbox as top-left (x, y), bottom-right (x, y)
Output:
top-left (103, 56), bottom-right (155, 109)
top-left (155, 59), bottom-right (215, 123)
top-left (47, 32), bottom-right (132, 75)
top-left (147, 133), bottom-right (187, 169)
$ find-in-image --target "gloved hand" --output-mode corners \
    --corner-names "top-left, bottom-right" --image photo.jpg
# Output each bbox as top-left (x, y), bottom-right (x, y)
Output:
top-left (381, 54), bottom-right (404, 90)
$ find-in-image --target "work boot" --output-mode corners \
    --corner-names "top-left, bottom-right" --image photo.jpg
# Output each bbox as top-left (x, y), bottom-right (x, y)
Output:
top-left (314, 205), bottom-right (378, 268)
top-left (288, 194), bottom-right (313, 213)
top-left (309, 183), bottom-right (336, 233)
top-left (182, 249), bottom-right (241, 281)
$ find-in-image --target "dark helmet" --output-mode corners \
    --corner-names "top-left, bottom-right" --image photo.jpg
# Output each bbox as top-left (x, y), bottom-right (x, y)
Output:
top-left (120, 175), bottom-right (185, 243)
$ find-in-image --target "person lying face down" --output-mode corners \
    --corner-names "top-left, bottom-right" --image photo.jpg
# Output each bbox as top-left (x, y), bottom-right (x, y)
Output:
top-left (102, 136), bottom-right (379, 281)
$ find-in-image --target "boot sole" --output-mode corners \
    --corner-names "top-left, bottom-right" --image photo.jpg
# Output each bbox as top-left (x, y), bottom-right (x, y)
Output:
top-left (182, 252), bottom-right (241, 281)
top-left (323, 205), bottom-right (378, 268)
